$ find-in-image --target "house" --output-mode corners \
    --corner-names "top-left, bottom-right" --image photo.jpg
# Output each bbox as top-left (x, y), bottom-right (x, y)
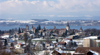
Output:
top-left (83, 36), bottom-right (98, 40)
top-left (52, 49), bottom-right (67, 55)
top-left (15, 43), bottom-right (21, 49)
top-left (73, 53), bottom-right (85, 55)
top-left (68, 35), bottom-right (79, 39)
top-left (74, 47), bottom-right (100, 55)
top-left (83, 39), bottom-right (96, 47)
top-left (0, 38), bottom-right (8, 46)
top-left (58, 42), bottom-right (66, 48)
top-left (87, 50), bottom-right (99, 55)
top-left (1, 34), bottom-right (9, 39)
top-left (87, 51), bottom-right (93, 55)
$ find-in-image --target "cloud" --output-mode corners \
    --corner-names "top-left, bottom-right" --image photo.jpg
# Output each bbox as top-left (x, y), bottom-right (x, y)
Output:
top-left (57, 15), bottom-right (78, 17)
top-left (0, 0), bottom-right (100, 19)
top-left (32, 15), bottom-right (55, 17)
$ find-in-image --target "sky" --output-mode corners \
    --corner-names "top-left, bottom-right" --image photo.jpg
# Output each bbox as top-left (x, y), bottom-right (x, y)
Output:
top-left (0, 0), bottom-right (100, 20)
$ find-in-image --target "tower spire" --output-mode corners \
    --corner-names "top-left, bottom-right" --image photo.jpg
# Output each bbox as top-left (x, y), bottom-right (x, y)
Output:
top-left (26, 24), bottom-right (29, 31)
top-left (80, 27), bottom-right (83, 32)
top-left (66, 22), bottom-right (70, 31)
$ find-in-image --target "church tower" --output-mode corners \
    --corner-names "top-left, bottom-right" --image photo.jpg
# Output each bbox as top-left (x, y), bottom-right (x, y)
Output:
top-left (43, 26), bottom-right (46, 32)
top-left (54, 26), bottom-right (56, 30)
top-left (80, 27), bottom-right (83, 32)
top-left (34, 27), bottom-right (36, 33)
top-left (53, 26), bottom-right (56, 32)
top-left (31, 25), bottom-right (34, 31)
top-left (66, 22), bottom-right (70, 31)
top-left (26, 25), bottom-right (29, 31)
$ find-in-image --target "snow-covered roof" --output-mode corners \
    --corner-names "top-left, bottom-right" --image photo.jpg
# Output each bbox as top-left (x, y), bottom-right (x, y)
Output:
top-left (84, 36), bottom-right (98, 39)
top-left (1, 35), bottom-right (9, 39)
top-left (89, 50), bottom-right (100, 55)
top-left (32, 38), bottom-right (44, 40)
top-left (17, 41), bottom-right (25, 44)
top-left (96, 40), bottom-right (100, 42)
top-left (77, 43), bottom-right (83, 45)
top-left (52, 41), bottom-right (57, 43)
top-left (47, 46), bottom-right (54, 49)
top-left (56, 49), bottom-right (64, 53)
top-left (64, 40), bottom-right (70, 43)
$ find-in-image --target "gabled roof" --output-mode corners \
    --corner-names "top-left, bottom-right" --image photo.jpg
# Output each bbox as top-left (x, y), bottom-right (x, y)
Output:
top-left (52, 49), bottom-right (67, 55)
top-left (75, 47), bottom-right (100, 54)
top-left (58, 42), bottom-right (66, 45)
top-left (89, 50), bottom-right (99, 55)
top-left (0, 38), bottom-right (5, 40)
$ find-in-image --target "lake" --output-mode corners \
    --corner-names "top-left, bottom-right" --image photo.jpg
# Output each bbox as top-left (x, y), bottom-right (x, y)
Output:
top-left (0, 25), bottom-right (100, 31)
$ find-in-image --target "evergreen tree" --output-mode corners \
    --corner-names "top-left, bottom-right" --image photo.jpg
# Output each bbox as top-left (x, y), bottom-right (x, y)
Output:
top-left (62, 33), bottom-right (65, 37)
top-left (43, 29), bottom-right (46, 32)
top-left (35, 29), bottom-right (38, 33)
top-left (4, 39), bottom-right (7, 46)
top-left (24, 33), bottom-right (28, 44)
top-left (70, 29), bottom-right (75, 35)
top-left (50, 30), bottom-right (53, 36)
top-left (62, 30), bottom-right (67, 37)
top-left (40, 32), bottom-right (43, 36)
top-left (18, 27), bottom-right (21, 33)
top-left (65, 30), bottom-right (67, 36)
top-left (37, 25), bottom-right (41, 30)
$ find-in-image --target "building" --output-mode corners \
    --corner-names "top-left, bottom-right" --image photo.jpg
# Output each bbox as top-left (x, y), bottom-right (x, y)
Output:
top-left (67, 35), bottom-right (79, 39)
top-left (31, 25), bottom-right (34, 31)
top-left (26, 25), bottom-right (29, 31)
top-left (96, 40), bottom-right (100, 47)
top-left (52, 49), bottom-right (67, 55)
top-left (33, 27), bottom-right (36, 33)
top-left (66, 22), bottom-right (70, 31)
top-left (83, 39), bottom-right (96, 47)
top-left (0, 38), bottom-right (8, 46)
top-left (74, 47), bottom-right (100, 55)
top-left (79, 27), bottom-right (83, 32)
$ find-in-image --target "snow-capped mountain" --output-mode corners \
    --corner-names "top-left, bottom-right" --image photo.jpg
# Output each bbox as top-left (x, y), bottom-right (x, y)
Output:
top-left (0, 19), bottom-right (100, 26)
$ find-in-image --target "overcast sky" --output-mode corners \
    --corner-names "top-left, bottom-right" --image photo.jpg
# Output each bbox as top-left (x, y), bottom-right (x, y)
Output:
top-left (0, 0), bottom-right (100, 20)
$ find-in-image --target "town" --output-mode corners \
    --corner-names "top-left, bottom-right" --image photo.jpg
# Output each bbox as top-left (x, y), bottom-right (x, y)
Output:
top-left (0, 22), bottom-right (100, 55)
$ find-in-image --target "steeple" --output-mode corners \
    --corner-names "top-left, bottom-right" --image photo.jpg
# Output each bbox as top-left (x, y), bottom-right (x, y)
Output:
top-left (53, 26), bottom-right (56, 32)
top-left (80, 27), bottom-right (83, 32)
top-left (43, 26), bottom-right (46, 32)
top-left (31, 25), bottom-right (34, 31)
top-left (54, 26), bottom-right (56, 30)
top-left (43, 26), bottom-right (45, 30)
top-left (67, 22), bottom-right (69, 26)
top-left (26, 25), bottom-right (29, 31)
top-left (66, 22), bottom-right (70, 31)
top-left (34, 27), bottom-right (35, 33)
top-left (20, 28), bottom-right (23, 33)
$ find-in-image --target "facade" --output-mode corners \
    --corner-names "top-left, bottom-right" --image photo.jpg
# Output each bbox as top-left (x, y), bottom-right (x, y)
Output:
top-left (31, 25), bottom-right (34, 31)
top-left (33, 27), bottom-right (36, 33)
top-left (52, 50), bottom-right (67, 55)
top-left (83, 39), bottom-right (96, 47)
top-left (66, 22), bottom-right (70, 31)
top-left (79, 27), bottom-right (83, 32)
top-left (96, 40), bottom-right (100, 47)
top-left (26, 25), bottom-right (29, 31)
top-left (75, 47), bottom-right (100, 55)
